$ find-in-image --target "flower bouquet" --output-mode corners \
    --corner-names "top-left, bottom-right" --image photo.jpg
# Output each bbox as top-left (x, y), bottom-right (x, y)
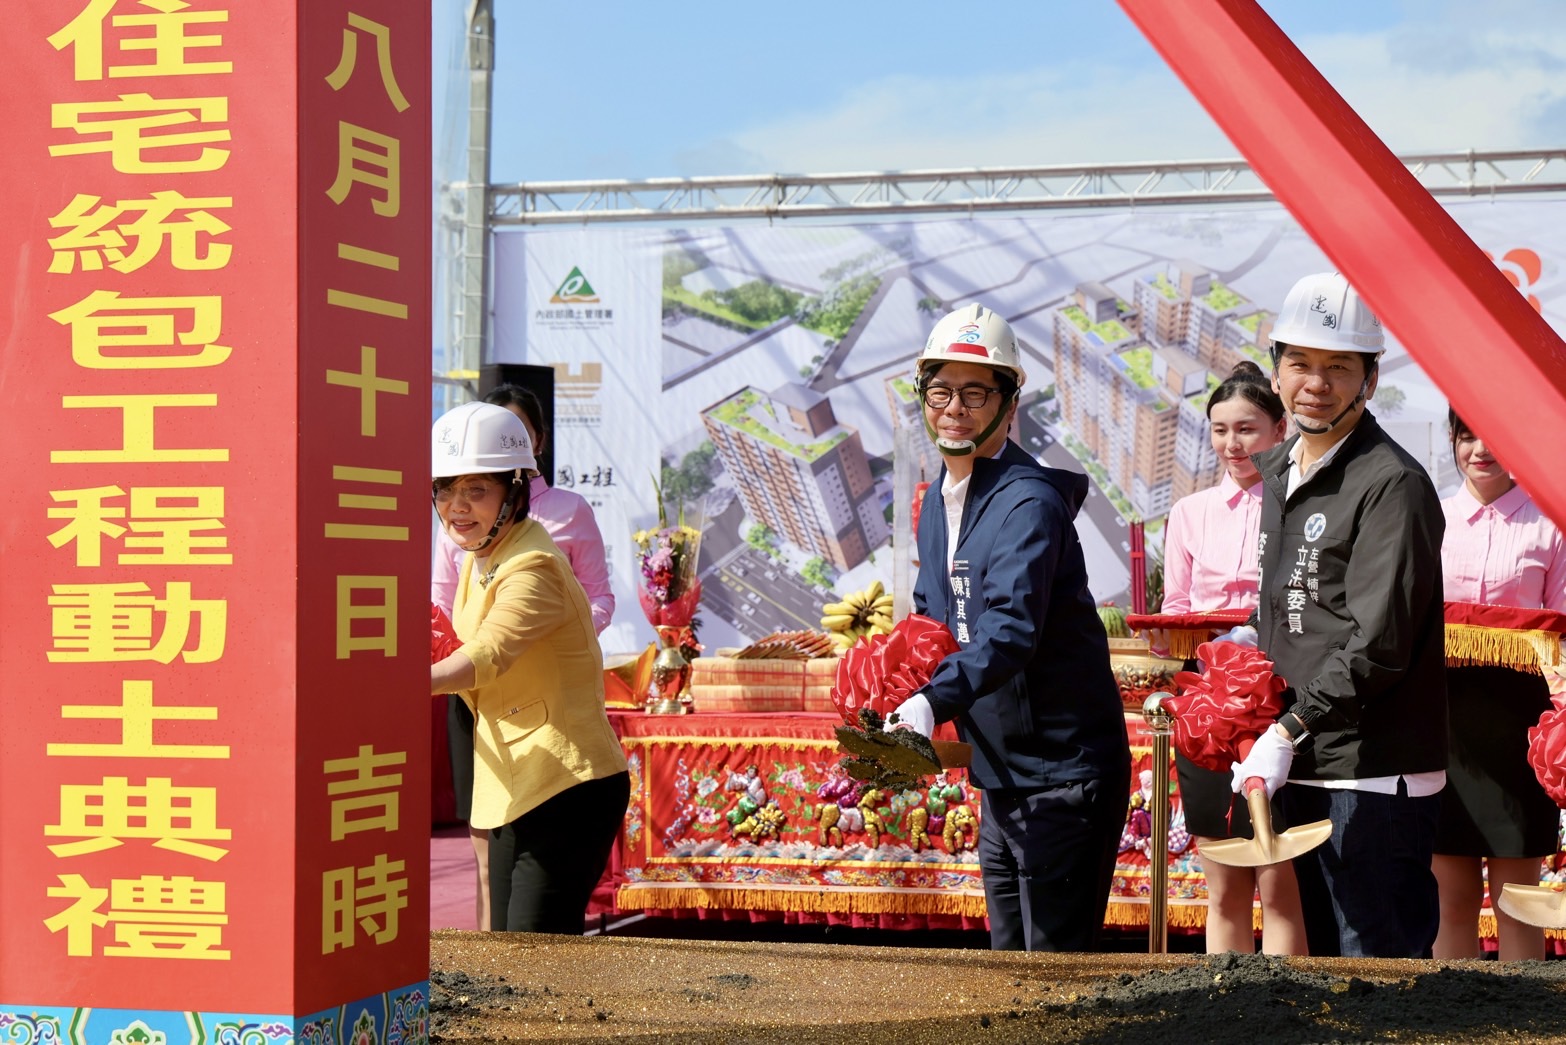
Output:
top-left (632, 492), bottom-right (704, 713)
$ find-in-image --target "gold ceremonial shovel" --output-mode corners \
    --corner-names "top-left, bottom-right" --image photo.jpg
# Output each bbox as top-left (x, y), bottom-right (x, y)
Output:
top-left (1496, 883), bottom-right (1566, 928)
top-left (1197, 775), bottom-right (1333, 867)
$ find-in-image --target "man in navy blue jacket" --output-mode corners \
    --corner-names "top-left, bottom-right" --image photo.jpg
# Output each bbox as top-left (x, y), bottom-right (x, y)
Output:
top-left (891, 304), bottom-right (1131, 951)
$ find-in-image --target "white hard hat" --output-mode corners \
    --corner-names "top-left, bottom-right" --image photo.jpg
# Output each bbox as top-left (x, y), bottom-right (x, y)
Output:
top-left (431, 401), bottom-right (536, 478)
top-left (916, 303), bottom-right (1026, 388)
top-left (1269, 272), bottom-right (1384, 356)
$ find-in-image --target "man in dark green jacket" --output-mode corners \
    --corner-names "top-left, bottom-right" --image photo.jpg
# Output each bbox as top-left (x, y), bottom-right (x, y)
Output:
top-left (1230, 272), bottom-right (1447, 958)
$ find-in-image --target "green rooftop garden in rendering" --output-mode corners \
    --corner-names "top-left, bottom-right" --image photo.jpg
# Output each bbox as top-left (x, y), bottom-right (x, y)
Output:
top-left (891, 376), bottom-right (917, 403)
top-left (1150, 271), bottom-right (1181, 301)
top-left (1237, 312), bottom-right (1264, 333)
top-left (1202, 281), bottom-right (1245, 311)
top-left (1062, 305), bottom-right (1133, 345)
top-left (1118, 346), bottom-right (1157, 391)
top-left (707, 388), bottom-right (845, 463)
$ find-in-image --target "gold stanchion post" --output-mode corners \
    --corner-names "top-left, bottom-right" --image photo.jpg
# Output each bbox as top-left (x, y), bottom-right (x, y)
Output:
top-left (1139, 693), bottom-right (1174, 955)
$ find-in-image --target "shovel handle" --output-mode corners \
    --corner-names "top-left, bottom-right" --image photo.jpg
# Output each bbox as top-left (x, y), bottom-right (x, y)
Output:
top-left (1241, 775), bottom-right (1267, 798)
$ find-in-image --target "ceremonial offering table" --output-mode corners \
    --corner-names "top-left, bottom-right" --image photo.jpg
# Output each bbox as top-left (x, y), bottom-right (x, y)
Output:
top-left (606, 710), bottom-right (1214, 932)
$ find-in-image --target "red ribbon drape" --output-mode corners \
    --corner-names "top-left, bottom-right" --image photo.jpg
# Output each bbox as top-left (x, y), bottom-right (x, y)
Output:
top-left (830, 614), bottom-right (961, 726)
top-left (1161, 641), bottom-right (1287, 772)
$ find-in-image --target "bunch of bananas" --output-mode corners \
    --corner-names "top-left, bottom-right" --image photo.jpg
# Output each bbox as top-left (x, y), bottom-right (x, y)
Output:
top-left (820, 580), bottom-right (895, 650)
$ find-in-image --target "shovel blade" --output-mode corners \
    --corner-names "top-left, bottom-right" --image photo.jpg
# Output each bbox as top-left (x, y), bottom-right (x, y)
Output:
top-left (1198, 817), bottom-right (1334, 868)
top-left (1497, 884), bottom-right (1566, 929)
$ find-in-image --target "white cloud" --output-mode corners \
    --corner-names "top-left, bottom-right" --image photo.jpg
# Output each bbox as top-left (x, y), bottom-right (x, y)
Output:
top-left (720, 5), bottom-right (1566, 174)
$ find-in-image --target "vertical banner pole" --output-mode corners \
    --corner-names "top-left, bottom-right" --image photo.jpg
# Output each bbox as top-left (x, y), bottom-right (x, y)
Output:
top-left (1129, 520), bottom-right (1147, 616)
top-left (1140, 694), bottom-right (1174, 955)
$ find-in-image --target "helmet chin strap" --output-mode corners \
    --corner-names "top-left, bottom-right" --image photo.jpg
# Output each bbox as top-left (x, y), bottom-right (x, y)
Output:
top-left (925, 398), bottom-right (1013, 457)
top-left (1292, 379), bottom-right (1368, 437)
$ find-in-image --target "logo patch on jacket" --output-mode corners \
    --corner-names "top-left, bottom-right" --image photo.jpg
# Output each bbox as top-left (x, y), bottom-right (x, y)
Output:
top-left (1304, 513), bottom-right (1327, 542)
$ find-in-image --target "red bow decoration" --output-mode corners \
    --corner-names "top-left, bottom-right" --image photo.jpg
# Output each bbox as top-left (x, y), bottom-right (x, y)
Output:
top-left (1526, 703), bottom-right (1566, 808)
top-left (1162, 641), bottom-right (1288, 771)
top-left (432, 603), bottom-right (462, 664)
top-left (830, 614), bottom-right (961, 726)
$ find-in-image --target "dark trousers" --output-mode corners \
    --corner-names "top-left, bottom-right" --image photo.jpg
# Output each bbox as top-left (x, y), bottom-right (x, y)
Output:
top-left (489, 771), bottom-right (630, 933)
top-left (1281, 780), bottom-right (1441, 958)
top-left (978, 770), bottom-right (1128, 952)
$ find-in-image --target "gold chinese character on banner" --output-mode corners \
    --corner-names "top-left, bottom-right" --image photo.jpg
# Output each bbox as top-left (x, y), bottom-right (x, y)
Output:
top-left (323, 745), bottom-right (405, 840)
top-left (49, 583), bottom-right (225, 663)
top-left (51, 93), bottom-right (230, 174)
top-left (47, 776), bottom-right (231, 860)
top-left (326, 345), bottom-right (408, 437)
top-left (325, 13), bottom-right (409, 112)
top-left (49, 0), bottom-right (232, 81)
top-left (48, 485), bottom-right (231, 566)
top-left (48, 680), bottom-right (229, 759)
top-left (325, 467), bottom-right (408, 542)
top-left (52, 394), bottom-right (227, 463)
top-left (336, 575), bottom-right (397, 657)
top-left (321, 855), bottom-right (407, 952)
top-left (46, 873), bottom-right (229, 960)
top-left (49, 291), bottom-right (230, 369)
top-left (326, 122), bottom-right (398, 216)
top-left (49, 192), bottom-right (233, 274)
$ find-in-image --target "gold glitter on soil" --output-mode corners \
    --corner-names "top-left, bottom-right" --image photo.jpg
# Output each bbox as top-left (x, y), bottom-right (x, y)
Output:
top-left (429, 930), bottom-right (1566, 1044)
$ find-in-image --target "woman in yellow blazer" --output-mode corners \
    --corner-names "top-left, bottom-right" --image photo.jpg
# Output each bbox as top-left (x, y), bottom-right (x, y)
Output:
top-left (429, 402), bottom-right (629, 932)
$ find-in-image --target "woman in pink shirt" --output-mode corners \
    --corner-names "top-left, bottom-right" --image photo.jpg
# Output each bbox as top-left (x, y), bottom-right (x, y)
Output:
top-left (1151, 361), bottom-right (1307, 955)
top-left (1433, 409), bottom-right (1566, 961)
top-left (433, 384), bottom-right (616, 929)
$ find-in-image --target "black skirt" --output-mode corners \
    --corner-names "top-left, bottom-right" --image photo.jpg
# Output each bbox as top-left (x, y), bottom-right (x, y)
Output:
top-left (1177, 749), bottom-right (1288, 839)
top-left (447, 694), bottom-right (476, 823)
top-left (1435, 665), bottom-right (1561, 859)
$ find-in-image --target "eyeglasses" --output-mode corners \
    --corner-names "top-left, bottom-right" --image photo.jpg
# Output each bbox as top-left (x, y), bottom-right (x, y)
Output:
top-left (922, 384), bottom-right (1000, 409)
top-left (433, 480), bottom-right (502, 505)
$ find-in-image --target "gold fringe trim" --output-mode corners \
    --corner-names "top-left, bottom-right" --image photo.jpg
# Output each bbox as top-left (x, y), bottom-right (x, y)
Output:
top-left (616, 883), bottom-right (989, 917)
top-left (1168, 630), bottom-right (1207, 661)
top-left (1101, 901), bottom-right (1212, 929)
top-left (1444, 624), bottom-right (1559, 674)
top-left (1477, 910), bottom-right (1566, 941)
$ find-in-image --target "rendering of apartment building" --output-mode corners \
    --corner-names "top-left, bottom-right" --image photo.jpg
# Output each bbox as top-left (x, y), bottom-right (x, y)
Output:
top-left (883, 372), bottom-right (943, 482)
top-left (703, 383), bottom-right (889, 571)
top-left (1054, 264), bottom-right (1273, 518)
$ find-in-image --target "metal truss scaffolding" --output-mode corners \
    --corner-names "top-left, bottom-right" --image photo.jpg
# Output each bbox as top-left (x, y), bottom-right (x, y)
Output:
top-left (486, 149), bottom-right (1566, 226)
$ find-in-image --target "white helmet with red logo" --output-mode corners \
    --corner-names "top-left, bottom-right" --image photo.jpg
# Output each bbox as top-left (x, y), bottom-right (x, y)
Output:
top-left (916, 303), bottom-right (1027, 389)
top-left (1269, 272), bottom-right (1384, 357)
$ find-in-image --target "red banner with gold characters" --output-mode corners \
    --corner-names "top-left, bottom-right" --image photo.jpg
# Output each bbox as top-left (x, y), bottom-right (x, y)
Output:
top-left (0, 2), bottom-right (430, 1039)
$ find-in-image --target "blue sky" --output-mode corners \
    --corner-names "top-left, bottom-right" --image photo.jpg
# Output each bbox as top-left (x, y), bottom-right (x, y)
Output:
top-left (433, 1), bottom-right (1566, 183)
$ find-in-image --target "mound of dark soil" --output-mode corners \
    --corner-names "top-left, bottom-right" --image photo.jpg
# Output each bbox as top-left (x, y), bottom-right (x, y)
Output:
top-left (428, 931), bottom-right (1566, 1044)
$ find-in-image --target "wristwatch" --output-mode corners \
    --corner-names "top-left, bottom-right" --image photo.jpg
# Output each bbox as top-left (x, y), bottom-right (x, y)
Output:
top-left (1277, 711), bottom-right (1310, 747)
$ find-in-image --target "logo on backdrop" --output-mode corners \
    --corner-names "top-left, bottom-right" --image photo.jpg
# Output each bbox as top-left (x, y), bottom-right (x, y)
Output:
top-left (550, 266), bottom-right (600, 304)
top-left (1484, 247), bottom-right (1544, 314)
top-left (537, 265), bottom-right (615, 329)
top-left (549, 362), bottom-right (603, 429)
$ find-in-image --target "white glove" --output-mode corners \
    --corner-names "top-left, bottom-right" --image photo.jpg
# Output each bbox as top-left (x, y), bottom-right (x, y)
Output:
top-left (1213, 624), bottom-right (1258, 648)
top-left (1229, 726), bottom-right (1294, 798)
top-left (888, 693), bottom-right (934, 738)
